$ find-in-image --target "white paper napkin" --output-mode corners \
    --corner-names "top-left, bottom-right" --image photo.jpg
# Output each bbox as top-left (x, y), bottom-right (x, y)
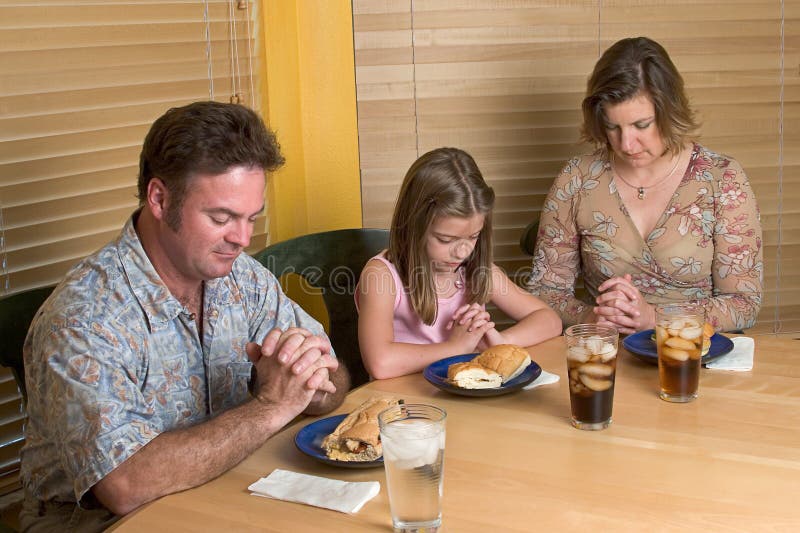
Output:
top-left (523, 369), bottom-right (560, 390)
top-left (704, 336), bottom-right (754, 371)
top-left (248, 469), bottom-right (380, 514)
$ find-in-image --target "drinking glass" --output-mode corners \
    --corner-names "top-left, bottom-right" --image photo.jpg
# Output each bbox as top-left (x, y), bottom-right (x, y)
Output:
top-left (655, 303), bottom-right (705, 402)
top-left (565, 324), bottom-right (619, 430)
top-left (378, 403), bottom-right (446, 532)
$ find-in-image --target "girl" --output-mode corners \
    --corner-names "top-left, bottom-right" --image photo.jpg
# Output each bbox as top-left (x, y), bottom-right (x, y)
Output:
top-left (357, 147), bottom-right (561, 379)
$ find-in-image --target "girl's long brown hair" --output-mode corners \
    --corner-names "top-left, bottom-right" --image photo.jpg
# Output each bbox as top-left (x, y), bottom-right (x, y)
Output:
top-left (387, 147), bottom-right (495, 325)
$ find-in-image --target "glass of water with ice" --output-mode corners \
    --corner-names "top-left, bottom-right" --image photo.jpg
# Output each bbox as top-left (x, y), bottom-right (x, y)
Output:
top-left (378, 403), bottom-right (446, 532)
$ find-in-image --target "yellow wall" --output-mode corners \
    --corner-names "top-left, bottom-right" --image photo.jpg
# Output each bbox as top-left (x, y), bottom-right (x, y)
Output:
top-left (258, 1), bottom-right (362, 325)
top-left (260, 0), bottom-right (362, 241)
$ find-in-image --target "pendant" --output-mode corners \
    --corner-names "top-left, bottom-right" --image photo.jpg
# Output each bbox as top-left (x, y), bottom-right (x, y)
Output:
top-left (637, 187), bottom-right (645, 200)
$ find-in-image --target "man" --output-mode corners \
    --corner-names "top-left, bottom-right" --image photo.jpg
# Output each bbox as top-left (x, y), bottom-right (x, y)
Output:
top-left (19, 101), bottom-right (349, 531)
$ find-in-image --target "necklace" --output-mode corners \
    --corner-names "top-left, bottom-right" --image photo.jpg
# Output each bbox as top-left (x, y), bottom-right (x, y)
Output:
top-left (435, 268), bottom-right (465, 294)
top-left (612, 152), bottom-right (682, 200)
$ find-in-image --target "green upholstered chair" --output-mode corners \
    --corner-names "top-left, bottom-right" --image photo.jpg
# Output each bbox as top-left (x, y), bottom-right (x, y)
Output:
top-left (252, 229), bottom-right (390, 388)
top-left (519, 213), bottom-right (540, 256)
top-left (0, 285), bottom-right (55, 403)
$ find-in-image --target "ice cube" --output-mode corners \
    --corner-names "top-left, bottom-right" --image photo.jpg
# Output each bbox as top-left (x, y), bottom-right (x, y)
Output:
top-left (679, 326), bottom-right (702, 340)
top-left (567, 345), bottom-right (591, 362)
top-left (665, 336), bottom-right (695, 350)
top-left (668, 318), bottom-right (686, 330)
top-left (598, 342), bottom-right (617, 362)
top-left (684, 317), bottom-right (700, 328)
top-left (579, 374), bottom-right (612, 391)
top-left (584, 336), bottom-right (604, 354)
top-left (579, 362), bottom-right (613, 378)
top-left (661, 346), bottom-right (690, 361)
top-left (424, 437), bottom-right (441, 466)
top-left (381, 420), bottom-right (442, 468)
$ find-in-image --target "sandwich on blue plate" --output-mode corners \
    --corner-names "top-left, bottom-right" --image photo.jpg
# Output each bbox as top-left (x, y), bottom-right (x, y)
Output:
top-left (321, 396), bottom-right (399, 461)
top-left (447, 344), bottom-right (531, 389)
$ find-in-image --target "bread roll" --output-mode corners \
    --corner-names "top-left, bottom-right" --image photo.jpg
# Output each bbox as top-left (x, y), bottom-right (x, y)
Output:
top-left (474, 344), bottom-right (531, 382)
top-left (447, 361), bottom-right (502, 389)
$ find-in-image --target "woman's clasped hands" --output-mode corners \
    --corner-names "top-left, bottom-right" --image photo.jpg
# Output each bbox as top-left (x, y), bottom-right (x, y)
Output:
top-left (591, 274), bottom-right (656, 334)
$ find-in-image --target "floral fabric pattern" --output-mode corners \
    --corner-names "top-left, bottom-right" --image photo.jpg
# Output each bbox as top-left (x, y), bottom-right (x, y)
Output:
top-left (527, 143), bottom-right (763, 331)
top-left (21, 214), bottom-right (328, 508)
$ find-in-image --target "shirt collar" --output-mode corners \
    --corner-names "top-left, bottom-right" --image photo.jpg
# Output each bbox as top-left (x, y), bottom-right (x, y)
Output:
top-left (116, 211), bottom-right (182, 326)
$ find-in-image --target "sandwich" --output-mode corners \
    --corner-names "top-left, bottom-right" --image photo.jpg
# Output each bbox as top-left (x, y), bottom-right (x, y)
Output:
top-left (474, 344), bottom-right (531, 383)
top-left (447, 360), bottom-right (502, 389)
top-left (321, 396), bottom-right (399, 461)
top-left (446, 344), bottom-right (532, 389)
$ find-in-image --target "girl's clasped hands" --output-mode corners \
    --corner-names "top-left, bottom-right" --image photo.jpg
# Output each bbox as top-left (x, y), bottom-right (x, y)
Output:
top-left (446, 302), bottom-right (503, 352)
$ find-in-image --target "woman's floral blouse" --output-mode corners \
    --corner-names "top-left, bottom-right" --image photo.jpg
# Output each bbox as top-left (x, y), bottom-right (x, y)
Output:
top-left (527, 143), bottom-right (763, 332)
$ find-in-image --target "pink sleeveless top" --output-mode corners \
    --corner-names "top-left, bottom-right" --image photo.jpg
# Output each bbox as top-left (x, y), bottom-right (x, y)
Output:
top-left (357, 252), bottom-right (478, 344)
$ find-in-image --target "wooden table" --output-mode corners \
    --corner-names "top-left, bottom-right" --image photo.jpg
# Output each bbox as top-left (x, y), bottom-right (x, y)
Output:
top-left (112, 335), bottom-right (800, 531)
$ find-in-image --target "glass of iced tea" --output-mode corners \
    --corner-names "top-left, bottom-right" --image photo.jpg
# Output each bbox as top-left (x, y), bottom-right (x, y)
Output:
top-left (655, 304), bottom-right (705, 403)
top-left (565, 324), bottom-right (619, 430)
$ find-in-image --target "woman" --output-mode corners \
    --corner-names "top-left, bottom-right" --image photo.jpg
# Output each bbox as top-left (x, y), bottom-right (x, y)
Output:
top-left (527, 37), bottom-right (763, 334)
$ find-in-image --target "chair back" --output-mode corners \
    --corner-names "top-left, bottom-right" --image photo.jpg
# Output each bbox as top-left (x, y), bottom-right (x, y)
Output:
top-left (519, 214), bottom-right (540, 256)
top-left (0, 285), bottom-right (55, 402)
top-left (252, 229), bottom-right (389, 387)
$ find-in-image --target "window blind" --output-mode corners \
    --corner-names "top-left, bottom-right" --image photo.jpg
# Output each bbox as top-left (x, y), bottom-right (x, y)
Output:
top-left (353, 0), bottom-right (794, 334)
top-left (0, 0), bottom-right (261, 495)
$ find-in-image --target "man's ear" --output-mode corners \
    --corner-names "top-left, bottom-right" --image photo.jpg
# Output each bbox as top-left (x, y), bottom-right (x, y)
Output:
top-left (146, 177), bottom-right (169, 221)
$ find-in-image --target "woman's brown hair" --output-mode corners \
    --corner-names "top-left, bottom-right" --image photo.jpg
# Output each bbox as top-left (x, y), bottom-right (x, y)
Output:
top-left (581, 36), bottom-right (698, 155)
top-left (387, 147), bottom-right (495, 325)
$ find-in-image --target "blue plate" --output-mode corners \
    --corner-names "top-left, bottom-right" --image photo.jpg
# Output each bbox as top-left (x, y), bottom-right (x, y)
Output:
top-left (423, 353), bottom-right (542, 397)
top-left (623, 329), bottom-right (734, 365)
top-left (294, 414), bottom-right (383, 469)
